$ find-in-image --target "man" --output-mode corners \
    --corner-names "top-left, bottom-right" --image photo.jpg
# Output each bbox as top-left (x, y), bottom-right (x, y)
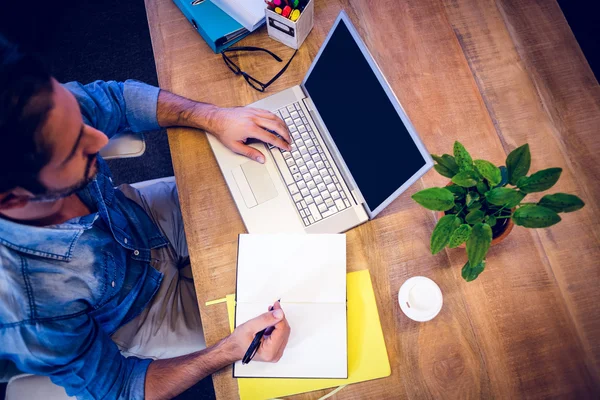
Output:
top-left (0, 36), bottom-right (291, 399)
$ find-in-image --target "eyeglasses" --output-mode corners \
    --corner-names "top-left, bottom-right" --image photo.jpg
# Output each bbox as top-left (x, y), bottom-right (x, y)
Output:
top-left (221, 46), bottom-right (298, 92)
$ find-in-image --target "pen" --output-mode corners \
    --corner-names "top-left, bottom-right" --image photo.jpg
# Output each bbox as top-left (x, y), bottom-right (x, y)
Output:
top-left (241, 300), bottom-right (280, 365)
top-left (282, 5), bottom-right (292, 18)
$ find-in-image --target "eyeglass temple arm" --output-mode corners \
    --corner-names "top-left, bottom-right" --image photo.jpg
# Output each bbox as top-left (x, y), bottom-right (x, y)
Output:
top-left (221, 46), bottom-right (282, 62)
top-left (262, 50), bottom-right (299, 89)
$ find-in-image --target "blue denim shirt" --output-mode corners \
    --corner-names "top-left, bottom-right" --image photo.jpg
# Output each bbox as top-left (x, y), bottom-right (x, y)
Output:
top-left (0, 80), bottom-right (170, 399)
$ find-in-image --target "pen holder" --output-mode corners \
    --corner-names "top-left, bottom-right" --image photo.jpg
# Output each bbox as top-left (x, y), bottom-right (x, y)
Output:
top-left (266, 0), bottom-right (314, 50)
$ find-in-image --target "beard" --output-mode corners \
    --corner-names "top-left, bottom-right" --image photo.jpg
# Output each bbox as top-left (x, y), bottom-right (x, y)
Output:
top-left (31, 153), bottom-right (98, 203)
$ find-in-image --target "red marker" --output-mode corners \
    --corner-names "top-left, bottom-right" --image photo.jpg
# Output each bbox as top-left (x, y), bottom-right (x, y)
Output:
top-left (282, 5), bottom-right (292, 18)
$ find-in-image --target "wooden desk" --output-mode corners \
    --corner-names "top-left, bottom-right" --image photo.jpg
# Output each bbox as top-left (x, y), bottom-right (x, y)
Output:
top-left (144, 0), bottom-right (600, 398)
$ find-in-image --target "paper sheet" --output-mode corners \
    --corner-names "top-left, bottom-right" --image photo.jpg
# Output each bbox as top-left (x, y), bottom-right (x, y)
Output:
top-left (211, 0), bottom-right (266, 32)
top-left (234, 234), bottom-right (347, 379)
top-left (224, 270), bottom-right (392, 400)
top-left (234, 303), bottom-right (347, 378)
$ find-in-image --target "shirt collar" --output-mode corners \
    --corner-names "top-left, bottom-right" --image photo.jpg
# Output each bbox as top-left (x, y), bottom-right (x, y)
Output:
top-left (0, 214), bottom-right (93, 261)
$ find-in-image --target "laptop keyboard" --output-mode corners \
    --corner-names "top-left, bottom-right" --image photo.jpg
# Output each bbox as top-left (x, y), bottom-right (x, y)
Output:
top-left (268, 102), bottom-right (352, 226)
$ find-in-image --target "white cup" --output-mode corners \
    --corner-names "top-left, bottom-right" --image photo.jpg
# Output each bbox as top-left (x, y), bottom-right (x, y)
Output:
top-left (398, 276), bottom-right (443, 322)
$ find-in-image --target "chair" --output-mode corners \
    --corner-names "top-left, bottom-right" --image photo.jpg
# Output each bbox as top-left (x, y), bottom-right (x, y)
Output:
top-left (6, 133), bottom-right (175, 400)
top-left (99, 132), bottom-right (147, 160)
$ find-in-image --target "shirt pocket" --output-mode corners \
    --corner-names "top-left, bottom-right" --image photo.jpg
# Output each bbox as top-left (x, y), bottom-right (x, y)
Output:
top-left (96, 251), bottom-right (123, 308)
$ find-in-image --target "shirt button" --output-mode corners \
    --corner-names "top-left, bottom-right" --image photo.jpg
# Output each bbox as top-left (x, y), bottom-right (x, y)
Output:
top-left (133, 250), bottom-right (140, 256)
top-left (124, 238), bottom-right (128, 244)
top-left (111, 281), bottom-right (115, 287)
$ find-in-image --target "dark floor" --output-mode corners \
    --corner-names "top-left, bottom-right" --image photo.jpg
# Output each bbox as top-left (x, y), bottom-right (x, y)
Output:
top-left (0, 0), bottom-right (213, 399)
top-left (0, 0), bottom-right (174, 186)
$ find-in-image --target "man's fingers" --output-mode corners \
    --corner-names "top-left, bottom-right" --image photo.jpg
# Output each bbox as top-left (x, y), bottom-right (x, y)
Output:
top-left (263, 316), bottom-right (290, 362)
top-left (245, 308), bottom-right (285, 334)
top-left (250, 127), bottom-right (291, 151)
top-left (229, 141), bottom-right (266, 164)
top-left (253, 115), bottom-right (292, 145)
top-left (264, 301), bottom-right (281, 336)
top-left (250, 108), bottom-right (281, 122)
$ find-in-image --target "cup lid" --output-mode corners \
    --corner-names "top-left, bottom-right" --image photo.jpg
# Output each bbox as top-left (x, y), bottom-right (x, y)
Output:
top-left (398, 276), bottom-right (443, 322)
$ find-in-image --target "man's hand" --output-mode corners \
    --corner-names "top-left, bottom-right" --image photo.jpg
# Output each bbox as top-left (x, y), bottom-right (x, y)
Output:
top-left (145, 302), bottom-right (290, 400)
top-left (157, 91), bottom-right (292, 163)
top-left (209, 107), bottom-right (292, 164)
top-left (227, 301), bottom-right (291, 362)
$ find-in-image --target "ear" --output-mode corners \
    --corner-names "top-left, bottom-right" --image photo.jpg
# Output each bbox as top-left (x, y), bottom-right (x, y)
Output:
top-left (0, 189), bottom-right (34, 210)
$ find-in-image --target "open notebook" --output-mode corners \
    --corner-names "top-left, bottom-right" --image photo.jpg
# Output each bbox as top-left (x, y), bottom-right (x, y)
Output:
top-left (234, 234), bottom-right (347, 379)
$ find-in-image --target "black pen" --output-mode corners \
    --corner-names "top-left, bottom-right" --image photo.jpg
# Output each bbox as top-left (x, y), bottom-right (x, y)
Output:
top-left (241, 300), bottom-right (280, 365)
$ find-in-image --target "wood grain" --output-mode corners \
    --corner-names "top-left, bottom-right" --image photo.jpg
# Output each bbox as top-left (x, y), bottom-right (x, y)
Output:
top-left (144, 0), bottom-right (600, 398)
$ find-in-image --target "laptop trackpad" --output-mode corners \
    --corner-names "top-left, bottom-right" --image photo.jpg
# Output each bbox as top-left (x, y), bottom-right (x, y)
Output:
top-left (231, 162), bottom-right (278, 208)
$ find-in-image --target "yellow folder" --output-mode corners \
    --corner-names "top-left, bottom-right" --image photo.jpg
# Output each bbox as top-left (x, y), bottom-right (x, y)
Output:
top-left (225, 269), bottom-right (391, 400)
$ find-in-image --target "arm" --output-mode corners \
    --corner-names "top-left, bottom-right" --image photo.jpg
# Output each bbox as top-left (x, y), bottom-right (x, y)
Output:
top-left (66, 80), bottom-right (292, 163)
top-left (64, 80), bottom-right (161, 138)
top-left (4, 315), bottom-right (152, 399)
top-left (146, 302), bottom-right (290, 400)
top-left (156, 90), bottom-right (292, 163)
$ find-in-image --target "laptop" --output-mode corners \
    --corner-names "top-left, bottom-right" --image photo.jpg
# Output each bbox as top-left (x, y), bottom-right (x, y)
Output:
top-left (207, 11), bottom-right (433, 234)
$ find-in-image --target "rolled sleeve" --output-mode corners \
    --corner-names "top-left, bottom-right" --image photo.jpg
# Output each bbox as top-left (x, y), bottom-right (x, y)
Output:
top-left (4, 316), bottom-right (153, 400)
top-left (64, 79), bottom-right (160, 138)
top-left (123, 80), bottom-right (161, 132)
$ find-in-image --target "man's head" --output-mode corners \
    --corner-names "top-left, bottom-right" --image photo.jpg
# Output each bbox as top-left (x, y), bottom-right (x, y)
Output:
top-left (0, 36), bottom-right (108, 210)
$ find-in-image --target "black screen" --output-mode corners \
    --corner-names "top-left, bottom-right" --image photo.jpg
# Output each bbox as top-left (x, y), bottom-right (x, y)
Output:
top-left (304, 21), bottom-right (427, 211)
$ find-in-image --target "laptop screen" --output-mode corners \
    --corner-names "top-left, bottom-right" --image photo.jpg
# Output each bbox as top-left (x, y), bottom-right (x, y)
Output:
top-left (303, 17), bottom-right (429, 214)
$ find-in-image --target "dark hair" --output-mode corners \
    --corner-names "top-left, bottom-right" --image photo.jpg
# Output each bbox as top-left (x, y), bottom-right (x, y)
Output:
top-left (0, 35), bottom-right (53, 194)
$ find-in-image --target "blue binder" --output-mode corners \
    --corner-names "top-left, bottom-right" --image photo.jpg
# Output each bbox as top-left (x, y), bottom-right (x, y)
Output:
top-left (172, 0), bottom-right (250, 53)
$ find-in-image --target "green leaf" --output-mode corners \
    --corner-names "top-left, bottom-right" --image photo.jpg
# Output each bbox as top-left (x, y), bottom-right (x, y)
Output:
top-left (452, 171), bottom-right (478, 187)
top-left (465, 209), bottom-right (485, 224)
top-left (495, 166), bottom-right (508, 188)
top-left (446, 185), bottom-right (466, 198)
top-left (486, 187), bottom-right (526, 207)
top-left (485, 215), bottom-right (497, 227)
top-left (430, 215), bottom-right (461, 254)
top-left (476, 181), bottom-right (489, 195)
top-left (466, 192), bottom-right (479, 207)
top-left (432, 154), bottom-right (459, 177)
top-left (506, 144), bottom-right (531, 185)
top-left (467, 201), bottom-right (482, 211)
top-left (474, 160), bottom-right (501, 186)
top-left (448, 224), bottom-right (472, 248)
top-left (453, 141), bottom-right (474, 172)
top-left (538, 193), bottom-right (585, 213)
top-left (466, 223), bottom-right (492, 266)
top-left (512, 205), bottom-right (561, 228)
top-left (434, 164), bottom-right (455, 178)
top-left (461, 260), bottom-right (486, 282)
top-left (517, 168), bottom-right (562, 193)
top-left (412, 188), bottom-right (455, 211)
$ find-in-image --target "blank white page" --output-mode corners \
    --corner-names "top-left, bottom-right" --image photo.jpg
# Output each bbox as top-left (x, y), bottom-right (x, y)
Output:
top-left (234, 302), bottom-right (347, 378)
top-left (234, 234), bottom-right (347, 379)
top-left (211, 0), bottom-right (266, 31)
top-left (236, 234), bottom-right (346, 304)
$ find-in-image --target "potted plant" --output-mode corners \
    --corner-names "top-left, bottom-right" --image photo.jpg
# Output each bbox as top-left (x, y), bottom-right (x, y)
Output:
top-left (412, 142), bottom-right (585, 282)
